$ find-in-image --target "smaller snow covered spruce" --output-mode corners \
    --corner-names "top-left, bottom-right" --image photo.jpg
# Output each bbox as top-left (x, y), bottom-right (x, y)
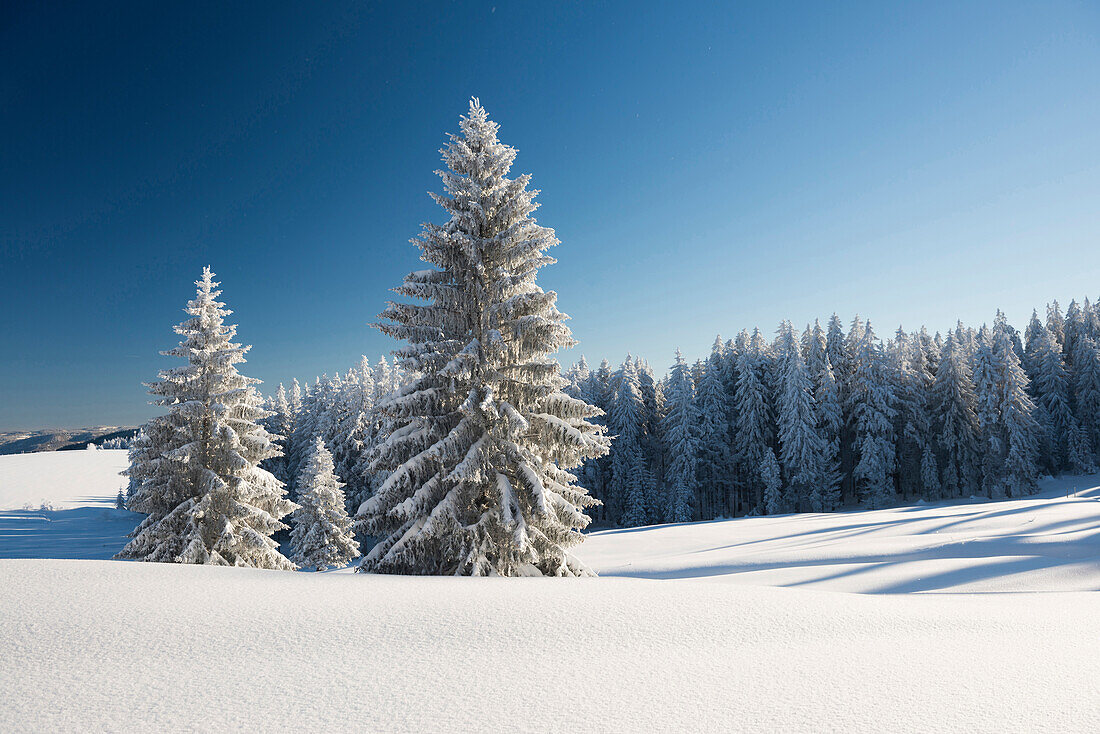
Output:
top-left (812, 355), bottom-right (844, 511)
top-left (357, 99), bottom-right (610, 576)
top-left (761, 447), bottom-right (783, 517)
top-left (291, 437), bottom-right (360, 570)
top-left (117, 268), bottom-right (296, 569)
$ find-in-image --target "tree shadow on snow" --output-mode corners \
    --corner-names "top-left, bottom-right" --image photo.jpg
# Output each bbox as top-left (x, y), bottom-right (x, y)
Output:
top-left (600, 523), bottom-right (1100, 593)
top-left (0, 507), bottom-right (139, 560)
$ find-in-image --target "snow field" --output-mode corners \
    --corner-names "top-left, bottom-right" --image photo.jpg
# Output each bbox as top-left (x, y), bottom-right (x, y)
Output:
top-left (2, 559), bottom-right (1098, 732)
top-left (0, 448), bottom-right (127, 511)
top-left (0, 450), bottom-right (135, 561)
top-left (3, 451), bottom-right (1100, 731)
top-left (581, 473), bottom-right (1100, 593)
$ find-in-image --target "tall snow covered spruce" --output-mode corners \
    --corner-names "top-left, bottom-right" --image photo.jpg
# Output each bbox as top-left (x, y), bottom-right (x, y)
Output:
top-left (608, 358), bottom-right (654, 527)
top-left (1073, 337), bottom-right (1100, 464)
top-left (291, 437), bottom-right (360, 570)
top-left (357, 99), bottom-right (610, 576)
top-left (117, 268), bottom-right (297, 569)
top-left (775, 322), bottom-right (825, 513)
top-left (734, 329), bottom-right (774, 514)
top-left (663, 350), bottom-right (699, 523)
top-left (694, 340), bottom-right (733, 520)
top-left (932, 332), bottom-right (982, 498)
top-left (848, 322), bottom-right (897, 510)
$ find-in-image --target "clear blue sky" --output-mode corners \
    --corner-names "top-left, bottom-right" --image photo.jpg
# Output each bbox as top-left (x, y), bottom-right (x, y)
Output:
top-left (2, 1), bottom-right (1099, 430)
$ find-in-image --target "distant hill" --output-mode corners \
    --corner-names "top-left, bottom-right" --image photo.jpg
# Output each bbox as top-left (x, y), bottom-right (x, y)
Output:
top-left (0, 427), bottom-right (137, 455)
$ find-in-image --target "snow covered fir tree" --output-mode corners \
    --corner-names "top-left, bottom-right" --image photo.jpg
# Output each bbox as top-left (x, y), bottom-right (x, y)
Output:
top-left (661, 350), bottom-right (698, 523)
top-left (355, 99), bottom-right (610, 576)
top-left (290, 437), bottom-right (360, 570)
top-left (117, 268), bottom-right (297, 569)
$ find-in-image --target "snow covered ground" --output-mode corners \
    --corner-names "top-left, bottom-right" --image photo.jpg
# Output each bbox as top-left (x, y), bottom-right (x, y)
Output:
top-left (2, 451), bottom-right (1099, 732)
top-left (0, 449), bottom-right (136, 560)
top-left (0, 448), bottom-right (128, 511)
top-left (581, 474), bottom-right (1100, 593)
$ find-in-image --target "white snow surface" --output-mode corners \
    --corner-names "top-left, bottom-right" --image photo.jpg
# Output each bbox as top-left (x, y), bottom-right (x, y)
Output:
top-left (2, 451), bottom-right (1099, 732)
top-left (0, 450), bottom-right (134, 561)
top-left (581, 474), bottom-right (1100, 594)
top-left (0, 448), bottom-right (127, 510)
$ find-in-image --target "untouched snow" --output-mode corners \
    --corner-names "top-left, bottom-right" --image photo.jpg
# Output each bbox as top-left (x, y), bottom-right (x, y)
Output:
top-left (1, 451), bottom-right (1099, 731)
top-left (0, 450), bottom-right (135, 560)
top-left (3, 560), bottom-right (1099, 732)
top-left (0, 448), bottom-right (127, 510)
top-left (580, 473), bottom-right (1100, 594)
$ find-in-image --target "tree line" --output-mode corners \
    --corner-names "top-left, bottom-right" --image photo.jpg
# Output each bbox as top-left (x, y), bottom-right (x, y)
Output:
top-left (567, 302), bottom-right (1100, 527)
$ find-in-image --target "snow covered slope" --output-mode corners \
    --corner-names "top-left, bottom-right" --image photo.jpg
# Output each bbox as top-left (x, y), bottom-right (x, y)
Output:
top-left (0, 450), bottom-right (135, 560)
top-left (0, 448), bottom-right (127, 510)
top-left (580, 473), bottom-right (1100, 594)
top-left (2, 451), bottom-right (1100, 731)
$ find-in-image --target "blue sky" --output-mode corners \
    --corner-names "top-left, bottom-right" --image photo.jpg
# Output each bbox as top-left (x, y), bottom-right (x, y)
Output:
top-left (2, 1), bottom-right (1099, 429)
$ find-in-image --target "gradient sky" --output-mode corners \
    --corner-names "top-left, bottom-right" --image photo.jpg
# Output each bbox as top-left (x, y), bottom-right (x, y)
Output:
top-left (2, 1), bottom-right (1099, 430)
